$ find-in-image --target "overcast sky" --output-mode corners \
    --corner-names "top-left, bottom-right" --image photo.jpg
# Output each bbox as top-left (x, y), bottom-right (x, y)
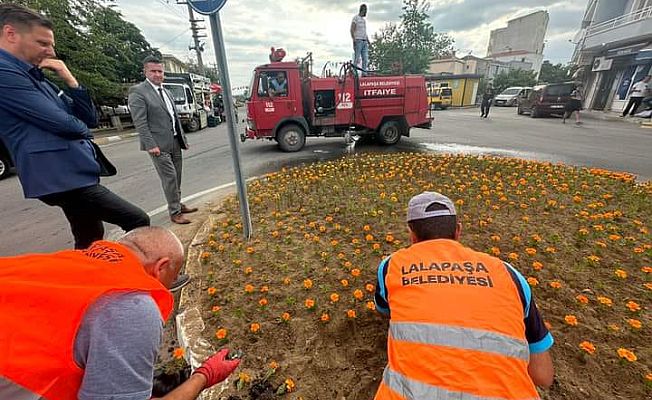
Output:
top-left (115, 0), bottom-right (586, 90)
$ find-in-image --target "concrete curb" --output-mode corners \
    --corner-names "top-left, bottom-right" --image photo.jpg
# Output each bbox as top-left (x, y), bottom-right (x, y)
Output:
top-left (93, 132), bottom-right (139, 146)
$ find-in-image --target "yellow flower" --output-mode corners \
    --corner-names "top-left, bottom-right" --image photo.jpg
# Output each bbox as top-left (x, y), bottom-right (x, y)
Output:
top-left (617, 348), bottom-right (637, 362)
top-left (385, 234), bottom-right (395, 243)
top-left (587, 255), bottom-right (601, 263)
top-left (597, 296), bottom-right (613, 306)
top-left (508, 252), bottom-right (519, 261)
top-left (284, 378), bottom-right (296, 392)
top-left (579, 341), bottom-right (596, 354)
top-left (246, 246), bottom-right (255, 254)
top-left (607, 323), bottom-right (620, 331)
top-left (283, 277), bottom-right (291, 285)
top-left (614, 269), bottom-right (627, 279)
top-left (525, 248), bottom-right (537, 256)
top-left (244, 266), bottom-right (253, 275)
top-left (340, 279), bottom-right (349, 287)
top-left (303, 279), bottom-right (313, 289)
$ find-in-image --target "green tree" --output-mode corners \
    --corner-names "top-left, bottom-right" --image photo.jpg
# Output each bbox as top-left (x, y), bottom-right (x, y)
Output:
top-left (492, 69), bottom-right (537, 93)
top-left (538, 60), bottom-right (579, 84)
top-left (369, 0), bottom-right (453, 74)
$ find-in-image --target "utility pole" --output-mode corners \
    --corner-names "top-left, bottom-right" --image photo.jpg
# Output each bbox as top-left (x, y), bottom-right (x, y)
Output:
top-left (177, 1), bottom-right (206, 74)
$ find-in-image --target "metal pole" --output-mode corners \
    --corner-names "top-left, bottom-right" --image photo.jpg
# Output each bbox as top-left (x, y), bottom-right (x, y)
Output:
top-left (208, 12), bottom-right (252, 239)
top-left (186, 2), bottom-right (205, 75)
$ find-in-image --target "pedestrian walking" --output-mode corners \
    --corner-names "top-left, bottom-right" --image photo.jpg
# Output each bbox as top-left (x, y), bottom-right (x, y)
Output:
top-left (374, 192), bottom-right (554, 400)
top-left (480, 86), bottom-right (495, 118)
top-left (622, 75), bottom-right (650, 117)
top-left (0, 227), bottom-right (240, 400)
top-left (128, 56), bottom-right (198, 225)
top-left (0, 3), bottom-right (150, 250)
top-left (351, 4), bottom-right (369, 74)
top-left (563, 85), bottom-right (583, 125)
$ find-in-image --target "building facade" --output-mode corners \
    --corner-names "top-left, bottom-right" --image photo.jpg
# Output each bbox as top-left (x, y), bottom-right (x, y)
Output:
top-left (425, 74), bottom-right (482, 107)
top-left (486, 10), bottom-right (549, 78)
top-left (571, 0), bottom-right (652, 112)
top-left (162, 54), bottom-right (188, 74)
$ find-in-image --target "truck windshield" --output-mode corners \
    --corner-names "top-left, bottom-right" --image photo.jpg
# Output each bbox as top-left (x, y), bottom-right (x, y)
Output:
top-left (163, 84), bottom-right (186, 104)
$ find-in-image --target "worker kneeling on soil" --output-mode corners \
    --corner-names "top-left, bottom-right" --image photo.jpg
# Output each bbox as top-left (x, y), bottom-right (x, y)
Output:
top-left (374, 192), bottom-right (554, 399)
top-left (0, 227), bottom-right (240, 400)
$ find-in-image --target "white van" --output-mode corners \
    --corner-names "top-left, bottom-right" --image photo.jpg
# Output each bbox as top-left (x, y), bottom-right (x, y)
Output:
top-left (494, 87), bottom-right (530, 107)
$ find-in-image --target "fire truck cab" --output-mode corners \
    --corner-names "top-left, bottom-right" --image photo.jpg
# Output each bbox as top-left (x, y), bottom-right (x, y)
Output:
top-left (243, 57), bottom-right (431, 152)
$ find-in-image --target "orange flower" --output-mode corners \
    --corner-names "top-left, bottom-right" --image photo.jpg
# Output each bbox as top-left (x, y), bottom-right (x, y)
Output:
top-left (304, 298), bottom-right (315, 309)
top-left (346, 309), bottom-right (357, 318)
top-left (627, 319), bottom-right (642, 329)
top-left (575, 295), bottom-right (589, 304)
top-left (351, 268), bottom-right (361, 277)
top-left (645, 372), bottom-right (652, 382)
top-left (366, 301), bottom-right (376, 311)
top-left (215, 328), bottom-right (227, 340)
top-left (597, 296), bottom-right (613, 306)
top-left (244, 266), bottom-right (253, 275)
top-left (490, 247), bottom-right (500, 256)
top-left (250, 323), bottom-right (261, 333)
top-left (363, 225), bottom-right (371, 232)
top-left (284, 378), bottom-right (296, 392)
top-left (608, 323), bottom-right (620, 331)
top-left (365, 283), bottom-right (375, 292)
top-left (260, 285), bottom-right (269, 293)
top-left (545, 246), bottom-right (557, 253)
top-left (645, 283), bottom-right (652, 291)
top-left (246, 246), bottom-right (255, 254)
top-left (353, 289), bottom-right (364, 300)
top-left (579, 341), bottom-right (596, 355)
top-left (340, 279), bottom-right (349, 287)
top-left (614, 269), bottom-right (627, 279)
top-left (617, 348), bottom-right (637, 362)
top-left (258, 298), bottom-right (268, 307)
top-left (281, 312), bottom-right (291, 322)
top-left (320, 313), bottom-right (330, 322)
top-left (564, 315), bottom-right (578, 326)
top-left (385, 234), bottom-right (395, 243)
top-left (526, 277), bottom-right (539, 286)
top-left (372, 243), bottom-right (381, 250)
top-left (344, 261), bottom-right (353, 268)
top-left (303, 279), bottom-right (313, 289)
top-left (626, 301), bottom-right (641, 312)
top-left (330, 293), bottom-right (340, 302)
top-left (578, 228), bottom-right (589, 236)
top-left (641, 266), bottom-right (652, 273)
top-left (269, 361), bottom-right (279, 370)
top-left (283, 277), bottom-right (291, 285)
top-left (244, 284), bottom-right (254, 293)
top-left (211, 305), bottom-right (221, 313)
top-left (490, 235), bottom-right (501, 242)
top-left (525, 248), bottom-right (537, 256)
top-left (207, 287), bottom-right (217, 295)
top-left (173, 347), bottom-right (185, 360)
top-left (508, 252), bottom-right (519, 261)
top-left (365, 234), bottom-right (374, 241)
top-left (549, 281), bottom-right (562, 289)
top-left (532, 261), bottom-right (543, 270)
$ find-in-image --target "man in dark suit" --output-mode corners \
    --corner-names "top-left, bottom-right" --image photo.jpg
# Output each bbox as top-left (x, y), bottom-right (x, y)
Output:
top-left (128, 56), bottom-right (198, 225)
top-left (0, 3), bottom-right (150, 249)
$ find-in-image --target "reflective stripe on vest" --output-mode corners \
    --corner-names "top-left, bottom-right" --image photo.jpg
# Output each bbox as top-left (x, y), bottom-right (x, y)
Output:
top-left (381, 367), bottom-right (538, 400)
top-left (390, 322), bottom-right (529, 361)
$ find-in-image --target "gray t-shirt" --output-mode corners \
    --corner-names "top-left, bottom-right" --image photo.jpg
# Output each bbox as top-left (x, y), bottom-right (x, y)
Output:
top-left (0, 292), bottom-right (162, 400)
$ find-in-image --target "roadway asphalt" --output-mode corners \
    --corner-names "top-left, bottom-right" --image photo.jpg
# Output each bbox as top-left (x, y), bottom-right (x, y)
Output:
top-left (1, 106), bottom-right (649, 256)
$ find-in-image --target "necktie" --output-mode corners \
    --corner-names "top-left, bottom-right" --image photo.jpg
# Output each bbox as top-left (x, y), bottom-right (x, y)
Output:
top-left (158, 87), bottom-right (177, 136)
top-left (158, 87), bottom-right (166, 104)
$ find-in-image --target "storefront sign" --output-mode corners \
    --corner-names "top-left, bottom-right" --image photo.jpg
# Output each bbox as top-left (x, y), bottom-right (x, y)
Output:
top-left (592, 57), bottom-right (613, 72)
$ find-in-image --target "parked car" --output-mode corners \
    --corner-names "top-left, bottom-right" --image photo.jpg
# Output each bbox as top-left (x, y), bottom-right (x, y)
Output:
top-left (0, 138), bottom-right (15, 180)
top-left (517, 82), bottom-right (574, 118)
top-left (494, 86), bottom-right (530, 107)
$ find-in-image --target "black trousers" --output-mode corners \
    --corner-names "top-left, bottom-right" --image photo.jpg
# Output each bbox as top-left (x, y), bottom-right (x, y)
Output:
top-left (481, 100), bottom-right (491, 117)
top-left (622, 97), bottom-right (643, 116)
top-left (40, 184), bottom-right (150, 249)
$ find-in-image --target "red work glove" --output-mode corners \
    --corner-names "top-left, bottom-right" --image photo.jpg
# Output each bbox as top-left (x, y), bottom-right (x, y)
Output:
top-left (193, 348), bottom-right (240, 389)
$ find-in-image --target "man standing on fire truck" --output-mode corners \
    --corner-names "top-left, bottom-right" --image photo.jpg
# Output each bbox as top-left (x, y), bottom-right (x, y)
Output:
top-left (351, 4), bottom-right (369, 74)
top-left (373, 191), bottom-right (554, 399)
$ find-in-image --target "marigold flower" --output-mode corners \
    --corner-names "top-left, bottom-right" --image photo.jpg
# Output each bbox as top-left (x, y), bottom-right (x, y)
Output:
top-left (532, 261), bottom-right (543, 270)
top-left (215, 328), bottom-right (228, 340)
top-left (259, 298), bottom-right (268, 307)
top-left (645, 372), bottom-right (652, 382)
top-left (641, 266), bottom-right (652, 273)
top-left (173, 347), bottom-right (185, 360)
top-left (363, 225), bottom-right (371, 232)
top-left (365, 283), bottom-right (375, 292)
top-left (597, 296), bottom-right (613, 306)
top-left (575, 295), bottom-right (589, 304)
top-left (508, 252), bottom-right (519, 261)
top-left (340, 279), bottom-right (349, 287)
top-left (353, 289), bottom-right (364, 300)
top-left (626, 301), bottom-right (641, 312)
top-left (303, 279), bottom-right (313, 289)
top-left (587, 255), bottom-right (601, 263)
top-left (283, 277), bottom-right (291, 285)
top-left (490, 235), bottom-right (501, 242)
top-left (614, 269), bottom-right (627, 279)
top-left (244, 284), bottom-right (254, 293)
top-left (281, 312), bottom-right (291, 322)
top-left (246, 247), bottom-right (255, 254)
top-left (207, 287), bottom-right (217, 295)
top-left (269, 361), bottom-right (279, 370)
top-left (284, 378), bottom-right (296, 392)
top-left (304, 298), bottom-right (315, 309)
top-left (564, 315), bottom-right (578, 326)
top-left (330, 293), bottom-right (340, 302)
top-left (525, 248), bottom-right (537, 256)
top-left (526, 277), bottom-right (539, 286)
top-left (627, 319), bottom-right (642, 329)
top-left (244, 266), bottom-right (253, 275)
top-left (617, 348), bottom-right (637, 362)
top-left (346, 309), bottom-right (357, 318)
top-left (549, 281), bottom-right (562, 289)
top-left (250, 323), bottom-right (261, 333)
top-left (385, 234), bottom-right (395, 243)
top-left (351, 268), bottom-right (361, 277)
top-left (372, 243), bottom-right (381, 250)
top-left (260, 285), bottom-right (269, 293)
top-left (608, 323), bottom-right (620, 331)
top-left (211, 305), bottom-right (221, 313)
top-left (545, 246), bottom-right (557, 253)
top-left (366, 301), bottom-right (376, 311)
top-left (578, 228), bottom-right (589, 235)
top-left (365, 234), bottom-right (374, 241)
top-left (645, 283), bottom-right (652, 291)
top-left (330, 239), bottom-right (339, 246)
top-left (490, 247), bottom-right (500, 256)
top-left (320, 313), bottom-right (330, 322)
top-left (579, 341), bottom-right (596, 355)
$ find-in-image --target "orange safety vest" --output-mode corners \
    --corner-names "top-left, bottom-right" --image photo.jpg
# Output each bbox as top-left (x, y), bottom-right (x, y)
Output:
top-left (375, 239), bottom-right (539, 400)
top-left (0, 241), bottom-right (174, 400)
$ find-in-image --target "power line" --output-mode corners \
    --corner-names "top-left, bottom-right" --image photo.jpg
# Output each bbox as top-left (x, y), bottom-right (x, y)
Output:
top-left (159, 27), bottom-right (191, 47)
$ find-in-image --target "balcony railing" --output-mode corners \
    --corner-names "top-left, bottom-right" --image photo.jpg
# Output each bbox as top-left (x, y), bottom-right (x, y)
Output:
top-left (586, 5), bottom-right (652, 37)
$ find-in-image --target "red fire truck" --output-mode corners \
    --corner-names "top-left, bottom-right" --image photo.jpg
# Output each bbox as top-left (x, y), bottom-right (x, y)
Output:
top-left (241, 54), bottom-right (432, 152)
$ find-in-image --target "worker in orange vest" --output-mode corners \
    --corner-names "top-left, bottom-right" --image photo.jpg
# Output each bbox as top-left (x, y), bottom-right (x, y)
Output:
top-left (0, 227), bottom-right (240, 400)
top-left (374, 192), bottom-right (554, 399)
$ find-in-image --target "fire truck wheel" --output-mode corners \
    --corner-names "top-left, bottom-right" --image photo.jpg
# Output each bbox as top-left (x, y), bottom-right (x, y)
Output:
top-left (377, 120), bottom-right (402, 145)
top-left (187, 117), bottom-right (201, 132)
top-left (277, 124), bottom-right (306, 152)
